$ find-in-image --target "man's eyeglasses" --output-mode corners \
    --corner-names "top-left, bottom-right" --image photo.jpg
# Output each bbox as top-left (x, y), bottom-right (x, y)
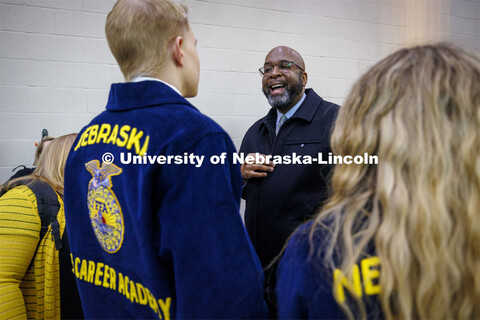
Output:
top-left (259, 60), bottom-right (304, 76)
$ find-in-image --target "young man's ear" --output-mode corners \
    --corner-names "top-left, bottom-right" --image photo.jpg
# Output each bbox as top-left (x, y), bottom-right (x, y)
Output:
top-left (172, 35), bottom-right (184, 67)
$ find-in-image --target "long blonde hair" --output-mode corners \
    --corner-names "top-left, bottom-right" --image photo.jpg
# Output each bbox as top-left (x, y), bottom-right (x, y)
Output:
top-left (311, 43), bottom-right (480, 319)
top-left (4, 133), bottom-right (78, 196)
top-left (33, 136), bottom-right (54, 165)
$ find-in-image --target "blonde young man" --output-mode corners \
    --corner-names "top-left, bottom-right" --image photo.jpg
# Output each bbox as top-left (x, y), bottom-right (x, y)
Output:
top-left (64, 0), bottom-right (268, 319)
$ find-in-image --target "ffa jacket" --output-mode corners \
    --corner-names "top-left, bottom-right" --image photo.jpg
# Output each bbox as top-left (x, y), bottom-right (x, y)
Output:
top-left (64, 81), bottom-right (268, 319)
top-left (277, 221), bottom-right (382, 319)
top-left (239, 88), bottom-right (339, 269)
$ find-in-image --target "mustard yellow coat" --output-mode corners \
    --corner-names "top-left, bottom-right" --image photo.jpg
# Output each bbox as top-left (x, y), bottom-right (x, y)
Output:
top-left (0, 185), bottom-right (65, 319)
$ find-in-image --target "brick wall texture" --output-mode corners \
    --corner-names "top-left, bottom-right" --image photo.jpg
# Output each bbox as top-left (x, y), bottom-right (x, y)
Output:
top-left (1, 0), bottom-right (479, 182)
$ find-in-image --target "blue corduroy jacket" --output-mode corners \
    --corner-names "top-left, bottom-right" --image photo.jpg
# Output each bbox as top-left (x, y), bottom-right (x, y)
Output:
top-left (64, 80), bottom-right (268, 319)
top-left (277, 221), bottom-right (382, 319)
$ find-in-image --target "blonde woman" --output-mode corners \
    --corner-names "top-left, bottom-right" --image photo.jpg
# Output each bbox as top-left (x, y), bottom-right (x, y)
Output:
top-left (277, 43), bottom-right (480, 319)
top-left (0, 133), bottom-right (83, 319)
top-left (6, 136), bottom-right (55, 182)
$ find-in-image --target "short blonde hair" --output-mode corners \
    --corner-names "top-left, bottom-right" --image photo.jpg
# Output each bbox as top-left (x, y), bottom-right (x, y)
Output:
top-left (106, 0), bottom-right (189, 81)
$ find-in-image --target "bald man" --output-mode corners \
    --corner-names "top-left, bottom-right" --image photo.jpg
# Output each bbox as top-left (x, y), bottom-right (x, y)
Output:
top-left (239, 46), bottom-right (339, 316)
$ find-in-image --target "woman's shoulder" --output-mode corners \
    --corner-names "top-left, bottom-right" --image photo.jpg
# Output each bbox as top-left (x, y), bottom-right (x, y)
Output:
top-left (0, 185), bottom-right (41, 235)
top-left (285, 220), bottom-right (331, 258)
top-left (1, 185), bottom-right (38, 207)
top-left (280, 220), bottom-right (334, 285)
top-left (278, 220), bottom-right (345, 319)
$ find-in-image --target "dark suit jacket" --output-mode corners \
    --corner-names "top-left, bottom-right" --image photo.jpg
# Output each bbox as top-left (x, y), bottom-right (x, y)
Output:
top-left (240, 88), bottom-right (339, 269)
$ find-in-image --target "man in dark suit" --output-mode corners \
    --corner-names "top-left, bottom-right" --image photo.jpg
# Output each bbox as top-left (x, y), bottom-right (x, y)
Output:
top-left (240, 45), bottom-right (339, 317)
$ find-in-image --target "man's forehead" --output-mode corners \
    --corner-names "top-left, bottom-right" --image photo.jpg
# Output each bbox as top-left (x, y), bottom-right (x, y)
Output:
top-left (264, 47), bottom-right (304, 67)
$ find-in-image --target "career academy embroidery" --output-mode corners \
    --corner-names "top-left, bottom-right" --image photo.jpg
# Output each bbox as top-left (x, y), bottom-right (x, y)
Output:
top-left (86, 160), bottom-right (124, 253)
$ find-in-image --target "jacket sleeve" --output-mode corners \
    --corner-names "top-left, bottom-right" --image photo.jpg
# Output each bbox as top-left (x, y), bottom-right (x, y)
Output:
top-left (0, 186), bottom-right (41, 319)
top-left (238, 128), bottom-right (253, 200)
top-left (157, 132), bottom-right (268, 319)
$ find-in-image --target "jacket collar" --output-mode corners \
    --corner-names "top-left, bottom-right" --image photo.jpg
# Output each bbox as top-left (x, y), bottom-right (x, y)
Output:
top-left (261, 88), bottom-right (321, 129)
top-left (106, 80), bottom-right (195, 111)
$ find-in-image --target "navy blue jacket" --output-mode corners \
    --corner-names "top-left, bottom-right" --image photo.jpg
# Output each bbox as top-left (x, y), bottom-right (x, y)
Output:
top-left (277, 221), bottom-right (382, 319)
top-left (64, 81), bottom-right (268, 319)
top-left (239, 89), bottom-right (339, 269)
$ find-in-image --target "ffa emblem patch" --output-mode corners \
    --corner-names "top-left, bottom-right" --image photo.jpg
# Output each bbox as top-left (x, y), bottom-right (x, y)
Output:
top-left (85, 160), bottom-right (124, 253)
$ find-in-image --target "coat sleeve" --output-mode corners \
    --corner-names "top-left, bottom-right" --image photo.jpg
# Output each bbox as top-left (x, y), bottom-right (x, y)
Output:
top-left (0, 186), bottom-right (41, 319)
top-left (157, 131), bottom-right (268, 319)
top-left (239, 127), bottom-right (253, 200)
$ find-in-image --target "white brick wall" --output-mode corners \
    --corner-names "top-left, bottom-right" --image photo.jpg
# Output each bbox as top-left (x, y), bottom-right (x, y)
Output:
top-left (1, 0), bottom-right (479, 183)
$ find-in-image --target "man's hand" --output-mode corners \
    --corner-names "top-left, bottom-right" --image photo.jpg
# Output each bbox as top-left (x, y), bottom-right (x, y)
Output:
top-left (241, 153), bottom-right (275, 180)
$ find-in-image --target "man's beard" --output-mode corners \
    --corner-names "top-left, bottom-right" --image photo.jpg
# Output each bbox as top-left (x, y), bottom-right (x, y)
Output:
top-left (263, 75), bottom-right (303, 112)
